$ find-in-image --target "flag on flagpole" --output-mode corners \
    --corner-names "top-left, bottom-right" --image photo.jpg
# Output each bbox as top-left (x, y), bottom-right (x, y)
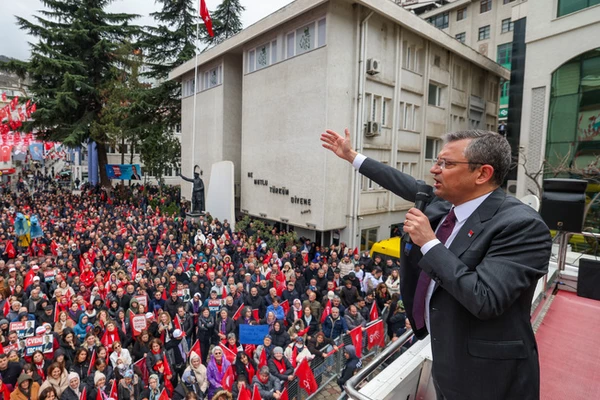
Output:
top-left (349, 326), bottom-right (363, 358)
top-left (280, 387), bottom-right (289, 400)
top-left (88, 350), bottom-right (96, 375)
top-left (199, 0), bottom-right (215, 37)
top-left (258, 346), bottom-right (267, 370)
top-left (109, 379), bottom-right (117, 399)
top-left (221, 365), bottom-right (235, 391)
top-left (280, 299), bottom-right (290, 316)
top-left (295, 358), bottom-right (318, 395)
top-left (220, 343), bottom-right (236, 364)
top-left (159, 388), bottom-right (170, 400)
top-left (232, 304), bottom-right (244, 321)
top-left (189, 340), bottom-right (201, 361)
top-left (79, 387), bottom-right (86, 400)
top-left (134, 356), bottom-right (149, 384)
top-left (321, 299), bottom-right (332, 324)
top-left (366, 319), bottom-right (385, 349)
top-left (369, 302), bottom-right (379, 321)
top-left (251, 383), bottom-right (261, 400)
top-left (237, 384), bottom-right (252, 400)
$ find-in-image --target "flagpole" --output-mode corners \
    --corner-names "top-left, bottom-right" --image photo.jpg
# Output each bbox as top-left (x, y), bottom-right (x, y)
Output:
top-left (191, 18), bottom-right (200, 174)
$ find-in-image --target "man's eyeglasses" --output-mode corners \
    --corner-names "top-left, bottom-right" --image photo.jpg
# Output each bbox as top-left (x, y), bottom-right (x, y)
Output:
top-left (433, 158), bottom-right (483, 170)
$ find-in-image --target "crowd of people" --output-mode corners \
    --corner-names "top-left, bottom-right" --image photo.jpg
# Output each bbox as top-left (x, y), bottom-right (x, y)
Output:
top-left (0, 181), bottom-right (408, 400)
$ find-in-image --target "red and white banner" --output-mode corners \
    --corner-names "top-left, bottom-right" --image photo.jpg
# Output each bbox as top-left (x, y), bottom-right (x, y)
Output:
top-left (366, 320), bottom-right (385, 349)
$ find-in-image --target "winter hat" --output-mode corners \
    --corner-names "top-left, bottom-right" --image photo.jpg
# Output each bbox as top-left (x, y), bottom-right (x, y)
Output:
top-left (36, 327), bottom-right (46, 335)
top-left (173, 329), bottom-right (183, 339)
top-left (145, 312), bottom-right (154, 319)
top-left (123, 369), bottom-right (134, 379)
top-left (0, 320), bottom-right (8, 326)
top-left (149, 374), bottom-right (159, 383)
top-left (94, 371), bottom-right (106, 385)
top-left (68, 372), bottom-right (79, 383)
top-left (273, 346), bottom-right (283, 355)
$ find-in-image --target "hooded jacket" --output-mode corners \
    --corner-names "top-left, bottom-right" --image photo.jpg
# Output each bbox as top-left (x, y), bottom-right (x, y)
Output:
top-left (337, 345), bottom-right (362, 389)
top-left (10, 375), bottom-right (40, 400)
top-left (73, 314), bottom-right (93, 342)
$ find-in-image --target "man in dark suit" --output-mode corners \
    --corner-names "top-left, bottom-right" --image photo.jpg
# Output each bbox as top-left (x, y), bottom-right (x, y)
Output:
top-left (321, 128), bottom-right (551, 400)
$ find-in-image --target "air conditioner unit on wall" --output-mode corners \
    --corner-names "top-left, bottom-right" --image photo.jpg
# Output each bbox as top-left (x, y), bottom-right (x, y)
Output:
top-left (366, 58), bottom-right (381, 75)
top-left (365, 121), bottom-right (380, 137)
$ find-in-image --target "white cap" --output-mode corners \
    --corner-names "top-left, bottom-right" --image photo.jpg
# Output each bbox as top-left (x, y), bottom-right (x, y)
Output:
top-left (145, 312), bottom-right (154, 319)
top-left (173, 329), bottom-right (183, 339)
top-left (36, 327), bottom-right (46, 335)
top-left (9, 268), bottom-right (15, 272)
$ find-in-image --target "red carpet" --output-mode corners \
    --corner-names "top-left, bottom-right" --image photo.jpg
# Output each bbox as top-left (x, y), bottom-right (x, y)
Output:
top-left (536, 290), bottom-right (600, 400)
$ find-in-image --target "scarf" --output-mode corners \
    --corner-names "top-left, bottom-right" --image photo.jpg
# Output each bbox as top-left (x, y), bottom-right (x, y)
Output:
top-left (245, 362), bottom-right (255, 382)
top-left (35, 361), bottom-right (45, 380)
top-left (220, 319), bottom-right (226, 334)
top-left (258, 373), bottom-right (269, 384)
top-left (273, 358), bottom-right (287, 374)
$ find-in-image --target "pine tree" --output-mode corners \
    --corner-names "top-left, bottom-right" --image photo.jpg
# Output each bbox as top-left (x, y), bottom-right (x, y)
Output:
top-left (3, 0), bottom-right (139, 187)
top-left (202, 0), bottom-right (245, 47)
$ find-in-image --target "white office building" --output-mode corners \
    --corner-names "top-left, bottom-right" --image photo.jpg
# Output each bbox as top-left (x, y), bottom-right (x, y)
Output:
top-left (170, 0), bottom-right (508, 250)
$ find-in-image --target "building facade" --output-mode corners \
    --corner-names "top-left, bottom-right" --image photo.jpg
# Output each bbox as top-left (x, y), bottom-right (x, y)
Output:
top-left (514, 0), bottom-right (600, 228)
top-left (171, 0), bottom-right (508, 250)
top-left (421, 0), bottom-right (520, 120)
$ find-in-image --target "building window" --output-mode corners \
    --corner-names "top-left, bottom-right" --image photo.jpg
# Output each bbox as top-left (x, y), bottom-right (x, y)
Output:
top-left (427, 12), bottom-right (449, 29)
top-left (403, 43), bottom-right (422, 73)
top-left (247, 40), bottom-right (278, 73)
top-left (497, 43), bottom-right (512, 66)
top-left (457, 7), bottom-right (467, 21)
top-left (501, 18), bottom-right (514, 33)
top-left (400, 162), bottom-right (417, 176)
top-left (478, 25), bottom-right (491, 41)
top-left (425, 137), bottom-right (443, 160)
top-left (285, 18), bottom-right (326, 59)
top-left (500, 80), bottom-right (510, 98)
top-left (182, 78), bottom-right (195, 97)
top-left (557, 0), bottom-right (599, 17)
top-left (382, 98), bottom-right (391, 127)
top-left (399, 102), bottom-right (420, 131)
top-left (360, 227), bottom-right (378, 252)
top-left (203, 65), bottom-right (222, 90)
top-left (428, 83), bottom-right (443, 107)
top-left (503, 0), bottom-right (516, 3)
top-left (455, 32), bottom-right (466, 43)
top-left (480, 0), bottom-right (492, 13)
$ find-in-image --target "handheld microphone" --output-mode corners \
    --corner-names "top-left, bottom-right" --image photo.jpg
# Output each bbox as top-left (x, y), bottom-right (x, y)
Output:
top-left (404, 184), bottom-right (434, 253)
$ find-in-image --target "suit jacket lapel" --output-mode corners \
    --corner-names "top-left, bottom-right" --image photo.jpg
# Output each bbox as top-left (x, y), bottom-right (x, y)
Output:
top-left (433, 188), bottom-right (506, 291)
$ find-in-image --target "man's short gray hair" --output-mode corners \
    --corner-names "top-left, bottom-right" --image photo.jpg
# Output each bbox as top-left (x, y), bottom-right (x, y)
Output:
top-left (444, 130), bottom-right (512, 186)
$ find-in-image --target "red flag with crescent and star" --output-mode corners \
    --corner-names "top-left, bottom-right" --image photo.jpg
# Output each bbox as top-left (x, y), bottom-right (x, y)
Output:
top-left (199, 0), bottom-right (214, 37)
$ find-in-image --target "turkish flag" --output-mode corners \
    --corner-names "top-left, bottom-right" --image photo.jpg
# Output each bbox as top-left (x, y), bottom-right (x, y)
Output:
top-left (0, 145), bottom-right (12, 162)
top-left (369, 302), bottom-right (379, 321)
top-left (189, 340), bottom-right (201, 362)
top-left (220, 343), bottom-right (236, 364)
top-left (159, 388), bottom-right (170, 400)
top-left (258, 346), bottom-right (267, 370)
top-left (366, 320), bottom-right (385, 350)
top-left (349, 326), bottom-right (363, 358)
top-left (280, 300), bottom-right (290, 316)
top-left (232, 304), bottom-right (244, 321)
top-left (109, 379), bottom-right (117, 399)
top-left (252, 309), bottom-right (259, 321)
top-left (199, 0), bottom-right (214, 37)
top-left (221, 365), bottom-right (235, 391)
top-left (5, 241), bottom-right (16, 259)
top-left (321, 299), bottom-right (332, 324)
top-left (237, 385), bottom-right (252, 400)
top-left (280, 387), bottom-right (289, 400)
top-left (295, 358), bottom-right (318, 395)
top-left (88, 350), bottom-right (96, 376)
top-left (79, 387), bottom-right (86, 400)
top-left (252, 383), bottom-right (261, 400)
top-left (134, 356), bottom-right (149, 385)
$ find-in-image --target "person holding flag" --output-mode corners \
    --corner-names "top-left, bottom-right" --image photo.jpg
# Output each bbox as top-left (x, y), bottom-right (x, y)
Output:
top-left (206, 345), bottom-right (231, 399)
top-left (182, 351), bottom-right (208, 396)
top-left (252, 366), bottom-right (283, 400)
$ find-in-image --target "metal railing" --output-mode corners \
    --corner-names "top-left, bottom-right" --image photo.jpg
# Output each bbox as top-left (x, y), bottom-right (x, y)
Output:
top-left (344, 329), bottom-right (414, 400)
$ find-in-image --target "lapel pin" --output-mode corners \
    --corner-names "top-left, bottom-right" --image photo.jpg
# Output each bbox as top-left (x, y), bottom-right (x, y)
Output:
top-left (468, 230), bottom-right (474, 237)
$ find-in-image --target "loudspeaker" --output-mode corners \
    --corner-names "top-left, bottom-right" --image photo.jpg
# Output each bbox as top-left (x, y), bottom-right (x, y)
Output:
top-left (540, 179), bottom-right (587, 233)
top-left (577, 259), bottom-right (600, 301)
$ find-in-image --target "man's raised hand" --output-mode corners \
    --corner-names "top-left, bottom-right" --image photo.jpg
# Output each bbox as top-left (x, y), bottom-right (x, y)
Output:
top-left (321, 128), bottom-right (358, 163)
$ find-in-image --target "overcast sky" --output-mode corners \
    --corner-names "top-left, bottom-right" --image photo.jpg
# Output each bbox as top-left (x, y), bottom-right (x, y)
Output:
top-left (0, 0), bottom-right (295, 61)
